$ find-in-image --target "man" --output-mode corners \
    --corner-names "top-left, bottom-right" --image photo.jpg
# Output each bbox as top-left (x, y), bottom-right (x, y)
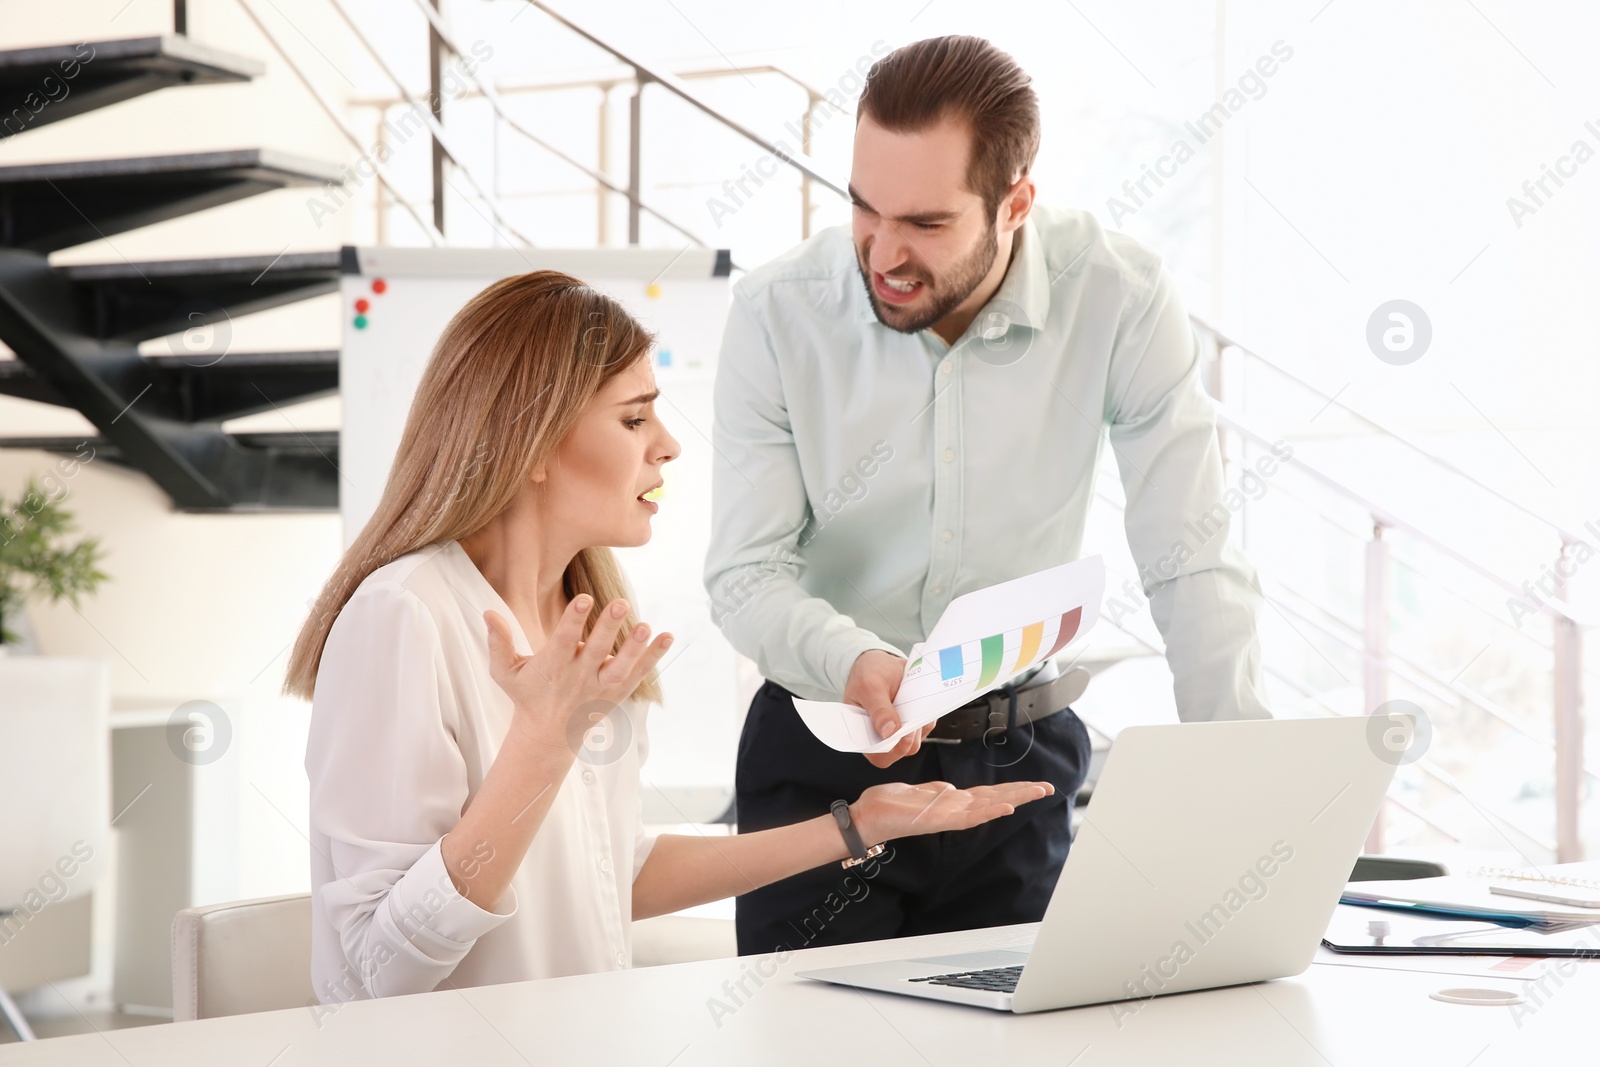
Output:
top-left (706, 35), bottom-right (1269, 956)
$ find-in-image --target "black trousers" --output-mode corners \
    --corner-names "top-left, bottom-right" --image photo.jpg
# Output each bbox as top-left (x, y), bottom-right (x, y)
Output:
top-left (733, 679), bottom-right (1092, 956)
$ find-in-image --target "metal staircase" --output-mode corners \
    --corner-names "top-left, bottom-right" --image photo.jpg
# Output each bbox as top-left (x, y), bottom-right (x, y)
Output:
top-left (0, 37), bottom-right (344, 510)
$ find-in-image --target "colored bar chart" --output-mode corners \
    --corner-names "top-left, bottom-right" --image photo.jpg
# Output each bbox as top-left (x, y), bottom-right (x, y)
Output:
top-left (913, 607), bottom-right (1083, 693)
top-left (791, 557), bottom-right (1105, 753)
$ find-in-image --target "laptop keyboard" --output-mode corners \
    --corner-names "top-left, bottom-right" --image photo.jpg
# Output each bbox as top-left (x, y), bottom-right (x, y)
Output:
top-left (909, 965), bottom-right (1023, 993)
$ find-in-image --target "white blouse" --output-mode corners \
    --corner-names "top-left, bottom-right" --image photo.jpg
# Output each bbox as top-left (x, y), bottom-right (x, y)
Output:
top-left (305, 540), bottom-right (655, 1003)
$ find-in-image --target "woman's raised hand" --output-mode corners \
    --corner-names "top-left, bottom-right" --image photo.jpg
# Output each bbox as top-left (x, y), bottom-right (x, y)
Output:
top-left (483, 596), bottom-right (672, 757)
top-left (850, 780), bottom-right (1056, 845)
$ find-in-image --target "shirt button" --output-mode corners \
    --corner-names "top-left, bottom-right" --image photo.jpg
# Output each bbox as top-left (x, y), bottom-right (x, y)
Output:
top-left (599, 857), bottom-right (613, 874)
top-left (940, 362), bottom-right (953, 376)
top-left (940, 529), bottom-right (953, 543)
top-left (582, 770), bottom-right (596, 784)
top-left (942, 448), bottom-right (955, 462)
top-left (932, 586), bottom-right (944, 595)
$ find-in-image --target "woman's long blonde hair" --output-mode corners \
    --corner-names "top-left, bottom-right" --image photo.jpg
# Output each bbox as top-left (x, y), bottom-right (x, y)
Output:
top-left (283, 270), bottom-right (660, 703)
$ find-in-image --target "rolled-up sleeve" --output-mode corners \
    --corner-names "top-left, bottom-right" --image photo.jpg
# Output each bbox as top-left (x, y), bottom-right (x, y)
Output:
top-left (306, 581), bottom-right (516, 1001)
top-left (1106, 264), bottom-right (1271, 723)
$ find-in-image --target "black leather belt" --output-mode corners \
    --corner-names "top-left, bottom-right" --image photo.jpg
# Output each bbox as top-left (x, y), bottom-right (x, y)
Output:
top-left (924, 667), bottom-right (1091, 743)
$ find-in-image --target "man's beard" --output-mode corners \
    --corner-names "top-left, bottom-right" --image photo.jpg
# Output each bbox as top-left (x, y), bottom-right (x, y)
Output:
top-left (856, 222), bottom-right (999, 335)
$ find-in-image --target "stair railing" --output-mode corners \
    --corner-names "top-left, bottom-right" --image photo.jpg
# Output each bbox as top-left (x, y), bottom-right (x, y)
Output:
top-left (1195, 320), bottom-right (1589, 861)
top-left (234, 0), bottom-right (446, 246)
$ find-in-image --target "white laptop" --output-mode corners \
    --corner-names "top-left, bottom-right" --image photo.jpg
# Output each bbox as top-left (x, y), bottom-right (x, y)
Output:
top-left (797, 715), bottom-right (1399, 1014)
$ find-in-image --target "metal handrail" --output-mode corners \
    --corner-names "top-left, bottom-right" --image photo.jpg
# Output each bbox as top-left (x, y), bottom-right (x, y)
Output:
top-left (345, 60), bottom-right (846, 244)
top-left (1093, 478), bottom-right (1570, 729)
top-left (235, 0), bottom-right (444, 246)
top-left (1092, 411), bottom-right (1588, 861)
top-left (402, 0), bottom-right (722, 249)
top-left (1194, 316), bottom-right (1589, 549)
top-left (323, 0), bottom-right (535, 246)
top-left (1268, 581), bottom-right (1600, 783)
top-left (521, 0), bottom-right (844, 197)
top-left (1214, 404), bottom-right (1593, 630)
top-left (1259, 475), bottom-right (1565, 656)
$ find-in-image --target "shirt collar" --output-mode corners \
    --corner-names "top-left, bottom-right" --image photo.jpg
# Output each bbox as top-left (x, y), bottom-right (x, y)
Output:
top-left (998, 214), bottom-right (1051, 331)
top-left (852, 214), bottom-right (1051, 337)
top-left (439, 539), bottom-right (534, 657)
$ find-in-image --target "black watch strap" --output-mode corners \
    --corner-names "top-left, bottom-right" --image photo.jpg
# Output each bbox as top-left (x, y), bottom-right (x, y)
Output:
top-left (830, 799), bottom-right (868, 860)
top-left (830, 800), bottom-right (885, 868)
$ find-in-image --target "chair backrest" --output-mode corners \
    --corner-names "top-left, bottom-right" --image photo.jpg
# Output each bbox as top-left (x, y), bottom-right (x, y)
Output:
top-left (171, 893), bottom-right (313, 1021)
top-left (1348, 856), bottom-right (1448, 882)
top-left (631, 915), bottom-right (736, 968)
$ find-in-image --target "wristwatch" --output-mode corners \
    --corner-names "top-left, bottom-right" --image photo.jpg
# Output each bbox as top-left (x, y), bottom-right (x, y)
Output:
top-left (830, 799), bottom-right (886, 869)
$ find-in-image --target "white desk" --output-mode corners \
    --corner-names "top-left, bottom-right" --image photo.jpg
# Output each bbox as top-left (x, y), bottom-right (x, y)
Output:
top-left (4, 922), bottom-right (1592, 1065)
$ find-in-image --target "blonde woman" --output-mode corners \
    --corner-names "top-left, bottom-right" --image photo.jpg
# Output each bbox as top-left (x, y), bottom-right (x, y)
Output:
top-left (284, 271), bottom-right (1053, 1004)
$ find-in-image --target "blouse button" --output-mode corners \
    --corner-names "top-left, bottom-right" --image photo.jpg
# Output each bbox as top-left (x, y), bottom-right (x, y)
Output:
top-left (615, 952), bottom-right (626, 967)
top-left (582, 770), bottom-right (596, 785)
top-left (599, 857), bottom-right (613, 874)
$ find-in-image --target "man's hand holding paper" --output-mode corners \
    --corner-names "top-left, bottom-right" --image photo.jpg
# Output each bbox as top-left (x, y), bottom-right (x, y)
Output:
top-left (793, 557), bottom-right (1106, 754)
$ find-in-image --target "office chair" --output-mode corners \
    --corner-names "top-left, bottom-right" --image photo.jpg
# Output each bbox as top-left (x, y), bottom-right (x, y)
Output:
top-left (171, 894), bottom-right (314, 1021)
top-left (171, 892), bottom-right (737, 1019)
top-left (1348, 856), bottom-right (1448, 882)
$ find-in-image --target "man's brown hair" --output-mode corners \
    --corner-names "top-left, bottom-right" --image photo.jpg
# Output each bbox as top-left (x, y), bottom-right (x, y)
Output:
top-left (858, 36), bottom-right (1040, 219)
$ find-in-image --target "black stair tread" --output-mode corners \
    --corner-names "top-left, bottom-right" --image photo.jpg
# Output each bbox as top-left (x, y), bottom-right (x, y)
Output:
top-left (146, 349), bottom-right (341, 422)
top-left (57, 251), bottom-right (343, 343)
top-left (0, 37), bottom-right (261, 137)
top-left (0, 430), bottom-right (339, 511)
top-left (0, 357), bottom-right (65, 405)
top-left (0, 431), bottom-right (338, 451)
top-left (229, 430), bottom-right (339, 451)
top-left (143, 348), bottom-right (339, 369)
top-left (0, 350), bottom-right (340, 421)
top-left (1, 347), bottom-right (338, 368)
top-left (58, 250), bottom-right (344, 283)
top-left (0, 151), bottom-right (343, 254)
top-left (0, 35), bottom-right (262, 78)
top-left (0, 148), bottom-right (340, 184)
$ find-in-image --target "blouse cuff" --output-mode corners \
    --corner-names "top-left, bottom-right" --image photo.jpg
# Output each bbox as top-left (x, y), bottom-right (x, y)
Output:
top-left (385, 838), bottom-right (517, 956)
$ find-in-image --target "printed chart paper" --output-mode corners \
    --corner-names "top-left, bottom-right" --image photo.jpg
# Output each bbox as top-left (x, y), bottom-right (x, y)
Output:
top-left (793, 557), bottom-right (1105, 753)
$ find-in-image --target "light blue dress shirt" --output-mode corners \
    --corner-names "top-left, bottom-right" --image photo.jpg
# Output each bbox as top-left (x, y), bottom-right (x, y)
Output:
top-left (704, 204), bottom-right (1269, 722)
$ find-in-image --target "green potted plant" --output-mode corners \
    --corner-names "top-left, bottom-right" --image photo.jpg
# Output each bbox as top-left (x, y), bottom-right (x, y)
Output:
top-left (0, 476), bottom-right (108, 650)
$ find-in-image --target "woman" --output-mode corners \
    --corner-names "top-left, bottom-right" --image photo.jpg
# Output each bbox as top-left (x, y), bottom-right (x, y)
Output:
top-left (284, 271), bottom-right (1052, 1004)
